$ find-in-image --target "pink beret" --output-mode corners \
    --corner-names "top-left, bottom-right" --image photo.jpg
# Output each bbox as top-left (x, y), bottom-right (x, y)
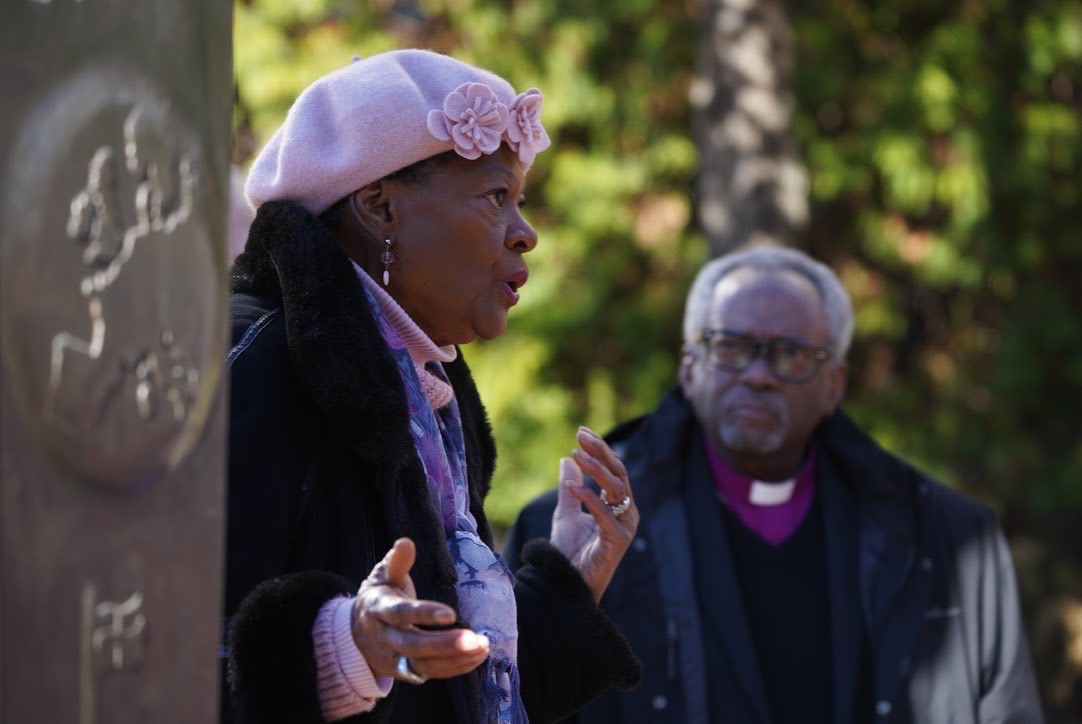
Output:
top-left (245, 48), bottom-right (551, 214)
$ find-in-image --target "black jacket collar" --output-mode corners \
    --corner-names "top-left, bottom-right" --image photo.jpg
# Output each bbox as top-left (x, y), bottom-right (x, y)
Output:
top-left (231, 200), bottom-right (416, 465)
top-left (230, 198), bottom-right (496, 512)
top-left (617, 387), bottom-right (931, 722)
top-left (611, 386), bottom-right (925, 538)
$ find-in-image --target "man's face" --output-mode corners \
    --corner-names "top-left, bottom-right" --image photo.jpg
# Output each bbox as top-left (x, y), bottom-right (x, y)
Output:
top-left (679, 268), bottom-right (846, 480)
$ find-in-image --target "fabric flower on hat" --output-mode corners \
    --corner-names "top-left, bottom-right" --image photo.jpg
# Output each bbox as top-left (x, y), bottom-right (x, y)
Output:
top-left (506, 88), bottom-right (551, 164)
top-left (426, 83), bottom-right (510, 160)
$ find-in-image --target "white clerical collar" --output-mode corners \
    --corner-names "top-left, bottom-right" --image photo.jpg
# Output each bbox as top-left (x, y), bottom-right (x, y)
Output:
top-left (748, 478), bottom-right (796, 506)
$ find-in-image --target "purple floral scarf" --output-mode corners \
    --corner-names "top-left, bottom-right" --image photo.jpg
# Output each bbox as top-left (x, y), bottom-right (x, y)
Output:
top-left (364, 285), bottom-right (527, 723)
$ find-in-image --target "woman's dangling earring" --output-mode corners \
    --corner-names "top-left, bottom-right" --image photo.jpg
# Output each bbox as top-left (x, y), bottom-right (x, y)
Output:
top-left (381, 238), bottom-right (394, 287)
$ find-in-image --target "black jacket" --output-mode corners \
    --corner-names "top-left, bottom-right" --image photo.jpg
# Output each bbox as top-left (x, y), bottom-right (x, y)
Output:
top-left (223, 201), bottom-right (640, 724)
top-left (506, 387), bottom-right (1044, 724)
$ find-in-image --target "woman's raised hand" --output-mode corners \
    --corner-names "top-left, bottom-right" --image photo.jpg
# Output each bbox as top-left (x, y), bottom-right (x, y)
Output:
top-left (351, 538), bottom-right (490, 683)
top-left (549, 427), bottom-right (639, 602)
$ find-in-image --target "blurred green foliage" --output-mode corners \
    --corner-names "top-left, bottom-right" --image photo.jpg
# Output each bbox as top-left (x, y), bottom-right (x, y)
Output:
top-left (234, 1), bottom-right (1082, 715)
top-left (793, 0), bottom-right (1082, 516)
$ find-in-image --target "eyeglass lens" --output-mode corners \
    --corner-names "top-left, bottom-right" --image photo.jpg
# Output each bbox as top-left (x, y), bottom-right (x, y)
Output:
top-left (707, 335), bottom-right (822, 381)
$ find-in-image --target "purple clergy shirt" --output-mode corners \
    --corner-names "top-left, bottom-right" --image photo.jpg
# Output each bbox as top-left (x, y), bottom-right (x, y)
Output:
top-left (703, 434), bottom-right (817, 546)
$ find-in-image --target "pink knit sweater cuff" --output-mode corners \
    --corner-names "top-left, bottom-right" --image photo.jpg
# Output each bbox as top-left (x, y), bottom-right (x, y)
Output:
top-left (313, 596), bottom-right (393, 720)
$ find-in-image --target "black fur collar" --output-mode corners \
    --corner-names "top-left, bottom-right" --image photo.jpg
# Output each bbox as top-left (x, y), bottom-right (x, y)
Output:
top-left (230, 200), bottom-right (496, 548)
top-left (231, 200), bottom-right (414, 464)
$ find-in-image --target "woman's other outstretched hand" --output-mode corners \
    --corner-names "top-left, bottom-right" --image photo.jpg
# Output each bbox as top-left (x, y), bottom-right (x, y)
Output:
top-left (549, 427), bottom-right (639, 602)
top-left (351, 538), bottom-right (490, 683)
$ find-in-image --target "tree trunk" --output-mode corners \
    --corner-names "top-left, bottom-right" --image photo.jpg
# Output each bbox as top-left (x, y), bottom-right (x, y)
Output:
top-left (692, 0), bottom-right (807, 256)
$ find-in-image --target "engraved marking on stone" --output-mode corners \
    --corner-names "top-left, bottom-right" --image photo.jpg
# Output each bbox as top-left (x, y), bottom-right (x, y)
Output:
top-left (93, 593), bottom-right (146, 671)
top-left (80, 584), bottom-right (147, 724)
top-left (132, 329), bottom-right (200, 422)
top-left (44, 103), bottom-right (199, 430)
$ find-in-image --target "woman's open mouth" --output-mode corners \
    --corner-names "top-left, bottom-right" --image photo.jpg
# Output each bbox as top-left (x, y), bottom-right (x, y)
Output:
top-left (502, 270), bottom-right (528, 305)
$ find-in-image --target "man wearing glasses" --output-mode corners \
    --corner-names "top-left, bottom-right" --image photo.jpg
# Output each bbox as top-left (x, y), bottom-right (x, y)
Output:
top-left (505, 245), bottom-right (1043, 723)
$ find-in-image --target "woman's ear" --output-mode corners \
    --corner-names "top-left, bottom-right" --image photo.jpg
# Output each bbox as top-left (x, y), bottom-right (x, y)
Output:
top-left (350, 180), bottom-right (394, 236)
top-left (332, 181), bottom-right (395, 268)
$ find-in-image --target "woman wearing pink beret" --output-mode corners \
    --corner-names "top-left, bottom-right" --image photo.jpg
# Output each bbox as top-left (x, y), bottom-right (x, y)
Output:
top-left (224, 49), bottom-right (641, 724)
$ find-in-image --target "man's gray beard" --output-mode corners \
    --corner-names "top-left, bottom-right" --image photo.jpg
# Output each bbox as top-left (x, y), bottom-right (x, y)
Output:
top-left (720, 421), bottom-right (786, 455)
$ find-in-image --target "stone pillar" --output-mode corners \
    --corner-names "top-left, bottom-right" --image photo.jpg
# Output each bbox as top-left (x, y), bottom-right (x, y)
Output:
top-left (0, 2), bottom-right (231, 721)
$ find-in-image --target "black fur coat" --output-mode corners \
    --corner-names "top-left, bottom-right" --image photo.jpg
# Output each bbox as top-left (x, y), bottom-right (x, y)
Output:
top-left (223, 201), bottom-right (640, 724)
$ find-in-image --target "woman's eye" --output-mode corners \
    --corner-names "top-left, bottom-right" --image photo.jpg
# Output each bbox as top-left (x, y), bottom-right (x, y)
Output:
top-left (486, 189), bottom-right (508, 209)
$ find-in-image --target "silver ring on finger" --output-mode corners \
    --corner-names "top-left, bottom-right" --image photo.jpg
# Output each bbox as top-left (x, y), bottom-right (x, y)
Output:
top-left (396, 654), bottom-right (427, 685)
top-left (600, 489), bottom-right (631, 518)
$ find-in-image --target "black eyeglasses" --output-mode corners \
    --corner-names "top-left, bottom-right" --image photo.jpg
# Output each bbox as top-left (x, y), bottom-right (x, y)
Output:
top-left (692, 328), bottom-right (832, 383)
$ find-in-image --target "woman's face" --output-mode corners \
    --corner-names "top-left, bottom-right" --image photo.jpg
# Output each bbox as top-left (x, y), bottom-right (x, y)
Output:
top-left (383, 144), bottom-right (537, 346)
